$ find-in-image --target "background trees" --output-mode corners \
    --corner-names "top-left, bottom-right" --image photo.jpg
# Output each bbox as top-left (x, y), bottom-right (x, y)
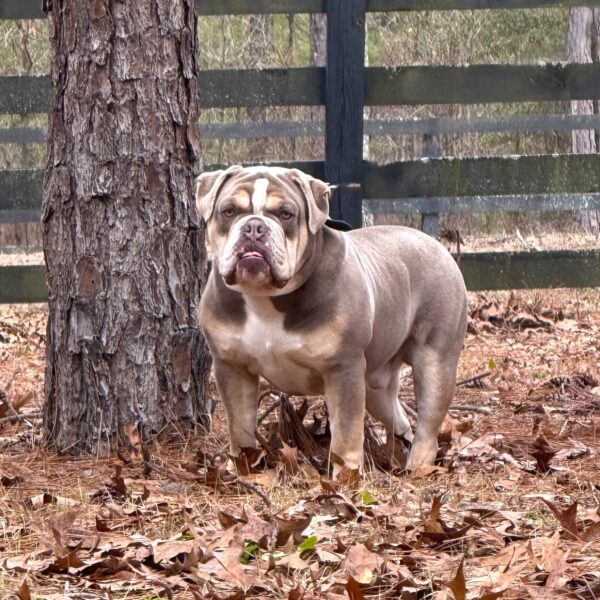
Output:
top-left (568, 7), bottom-right (600, 235)
top-left (1, 7), bottom-right (592, 242)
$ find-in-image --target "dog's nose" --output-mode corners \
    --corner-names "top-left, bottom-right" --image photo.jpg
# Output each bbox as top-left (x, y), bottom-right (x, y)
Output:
top-left (241, 218), bottom-right (267, 242)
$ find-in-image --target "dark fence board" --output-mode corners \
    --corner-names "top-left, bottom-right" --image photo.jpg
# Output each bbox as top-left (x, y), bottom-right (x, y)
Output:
top-left (0, 251), bottom-right (596, 303)
top-left (203, 161), bottom-right (325, 178)
top-left (366, 63), bottom-right (600, 105)
top-left (0, 71), bottom-right (323, 113)
top-left (8, 63), bottom-right (600, 113)
top-left (368, 0), bottom-right (600, 10)
top-left (6, 113), bottom-right (600, 144)
top-left (200, 68), bottom-right (324, 108)
top-left (0, 0), bottom-right (45, 19)
top-left (0, 266), bottom-right (47, 304)
top-left (0, 76), bottom-right (51, 114)
top-left (365, 193), bottom-right (600, 214)
top-left (364, 154), bottom-right (600, 198)
top-left (0, 170), bottom-right (43, 213)
top-left (0, 127), bottom-right (47, 144)
top-left (7, 0), bottom-right (600, 18)
top-left (325, 0), bottom-right (365, 228)
top-left (0, 210), bottom-right (41, 224)
top-left (8, 156), bottom-right (600, 213)
top-left (459, 250), bottom-right (600, 291)
top-left (364, 113), bottom-right (600, 136)
top-left (197, 0), bottom-right (326, 14)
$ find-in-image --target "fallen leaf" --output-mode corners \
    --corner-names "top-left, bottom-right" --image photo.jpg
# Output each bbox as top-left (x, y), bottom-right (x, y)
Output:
top-left (153, 539), bottom-right (196, 563)
top-left (344, 543), bottom-right (378, 585)
top-left (16, 578), bottom-right (31, 600)
top-left (446, 557), bottom-right (467, 600)
top-left (279, 441), bottom-right (300, 475)
top-left (345, 576), bottom-right (365, 600)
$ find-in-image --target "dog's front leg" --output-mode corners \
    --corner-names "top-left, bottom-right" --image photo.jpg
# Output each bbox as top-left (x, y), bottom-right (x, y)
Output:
top-left (213, 358), bottom-right (259, 455)
top-left (323, 360), bottom-right (366, 477)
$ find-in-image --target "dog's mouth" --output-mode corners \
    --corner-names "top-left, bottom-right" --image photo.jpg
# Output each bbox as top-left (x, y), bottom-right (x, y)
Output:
top-left (240, 250), bottom-right (266, 260)
top-left (222, 248), bottom-right (271, 287)
top-left (222, 248), bottom-right (288, 289)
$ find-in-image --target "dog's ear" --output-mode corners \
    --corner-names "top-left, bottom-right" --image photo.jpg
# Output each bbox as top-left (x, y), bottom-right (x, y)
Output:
top-left (195, 165), bottom-right (243, 222)
top-left (290, 171), bottom-right (331, 234)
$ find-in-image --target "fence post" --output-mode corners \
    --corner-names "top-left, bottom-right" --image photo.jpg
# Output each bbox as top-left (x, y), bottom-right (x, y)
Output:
top-left (325, 0), bottom-right (366, 229)
top-left (420, 133), bottom-right (441, 237)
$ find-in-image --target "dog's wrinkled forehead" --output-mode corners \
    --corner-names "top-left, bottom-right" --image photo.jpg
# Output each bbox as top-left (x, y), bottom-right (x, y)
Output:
top-left (217, 168), bottom-right (304, 209)
top-left (196, 165), bottom-right (331, 234)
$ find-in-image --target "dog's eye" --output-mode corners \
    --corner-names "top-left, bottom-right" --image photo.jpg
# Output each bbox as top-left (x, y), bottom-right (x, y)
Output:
top-left (222, 207), bottom-right (236, 218)
top-left (280, 209), bottom-right (294, 220)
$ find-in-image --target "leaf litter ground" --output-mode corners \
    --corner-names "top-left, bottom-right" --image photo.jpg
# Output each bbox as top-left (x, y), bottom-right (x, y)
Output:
top-left (0, 289), bottom-right (599, 599)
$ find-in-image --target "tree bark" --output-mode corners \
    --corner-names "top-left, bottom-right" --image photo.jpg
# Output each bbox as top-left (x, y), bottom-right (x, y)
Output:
top-left (246, 15), bottom-right (271, 160)
top-left (310, 13), bottom-right (327, 67)
top-left (42, 0), bottom-right (211, 453)
top-left (568, 7), bottom-right (600, 234)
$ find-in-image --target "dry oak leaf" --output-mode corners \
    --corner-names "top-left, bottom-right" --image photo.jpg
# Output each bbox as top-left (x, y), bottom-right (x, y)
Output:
top-left (529, 435), bottom-right (557, 473)
top-left (237, 504), bottom-right (277, 549)
top-left (345, 576), bottom-right (365, 600)
top-left (152, 539), bottom-right (197, 563)
top-left (541, 499), bottom-right (600, 542)
top-left (343, 543), bottom-right (379, 585)
top-left (274, 514), bottom-right (312, 547)
top-left (276, 551), bottom-right (312, 571)
top-left (541, 537), bottom-right (569, 591)
top-left (16, 578), bottom-right (31, 600)
top-left (279, 441), bottom-right (300, 475)
top-left (446, 557), bottom-right (467, 600)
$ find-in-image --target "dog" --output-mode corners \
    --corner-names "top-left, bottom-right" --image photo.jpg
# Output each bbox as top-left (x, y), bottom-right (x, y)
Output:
top-left (196, 165), bottom-right (468, 475)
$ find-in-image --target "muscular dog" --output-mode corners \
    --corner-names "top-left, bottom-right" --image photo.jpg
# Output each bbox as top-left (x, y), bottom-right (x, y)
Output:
top-left (196, 165), bottom-right (467, 474)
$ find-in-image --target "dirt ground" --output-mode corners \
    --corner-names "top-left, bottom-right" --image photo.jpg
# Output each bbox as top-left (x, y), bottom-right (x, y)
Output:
top-left (0, 288), bottom-right (599, 599)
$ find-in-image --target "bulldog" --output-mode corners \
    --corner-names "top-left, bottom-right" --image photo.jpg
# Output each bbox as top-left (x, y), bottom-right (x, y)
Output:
top-left (196, 165), bottom-right (468, 474)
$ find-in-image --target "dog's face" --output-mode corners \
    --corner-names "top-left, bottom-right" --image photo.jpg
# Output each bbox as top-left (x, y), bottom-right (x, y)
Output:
top-left (196, 166), bottom-right (330, 295)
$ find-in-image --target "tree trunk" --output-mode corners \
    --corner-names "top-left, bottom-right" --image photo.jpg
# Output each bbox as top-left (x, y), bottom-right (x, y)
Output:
top-left (309, 14), bottom-right (327, 162)
top-left (246, 15), bottom-right (271, 161)
top-left (310, 13), bottom-right (327, 67)
top-left (42, 0), bottom-right (211, 453)
top-left (568, 7), bottom-right (600, 234)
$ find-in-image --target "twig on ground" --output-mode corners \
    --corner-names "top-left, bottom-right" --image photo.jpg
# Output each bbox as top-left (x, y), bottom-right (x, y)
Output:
top-left (257, 394), bottom-right (284, 426)
top-left (257, 388), bottom-right (278, 407)
top-left (126, 560), bottom-right (174, 600)
top-left (0, 411), bottom-right (42, 427)
top-left (449, 405), bottom-right (492, 414)
top-left (457, 371), bottom-right (491, 387)
top-left (231, 477), bottom-right (273, 509)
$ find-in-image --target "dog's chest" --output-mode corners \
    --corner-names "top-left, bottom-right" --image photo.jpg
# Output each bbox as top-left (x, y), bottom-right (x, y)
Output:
top-left (239, 300), bottom-right (320, 394)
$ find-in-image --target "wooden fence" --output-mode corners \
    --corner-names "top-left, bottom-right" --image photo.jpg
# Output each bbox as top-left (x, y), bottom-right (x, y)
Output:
top-left (1, 0), bottom-right (600, 302)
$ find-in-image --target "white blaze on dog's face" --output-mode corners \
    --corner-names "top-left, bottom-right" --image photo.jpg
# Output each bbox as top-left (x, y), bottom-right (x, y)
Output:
top-left (195, 165), bottom-right (330, 295)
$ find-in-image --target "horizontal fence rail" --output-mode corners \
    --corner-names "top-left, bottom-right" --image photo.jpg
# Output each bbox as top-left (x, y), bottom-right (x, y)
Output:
top-left (7, 155), bottom-right (600, 222)
top-left (0, 266), bottom-right (47, 303)
top-left (365, 193), bottom-right (600, 214)
top-left (4, 0), bottom-right (600, 19)
top-left (459, 250), bottom-right (600, 290)
top-left (363, 154), bottom-right (600, 198)
top-left (1, 250), bottom-right (598, 304)
top-left (365, 63), bottom-right (600, 105)
top-left (6, 113), bottom-right (600, 145)
top-left (6, 63), bottom-right (600, 113)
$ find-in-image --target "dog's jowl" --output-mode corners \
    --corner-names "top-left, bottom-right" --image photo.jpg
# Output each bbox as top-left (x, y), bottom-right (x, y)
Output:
top-left (196, 165), bottom-right (468, 477)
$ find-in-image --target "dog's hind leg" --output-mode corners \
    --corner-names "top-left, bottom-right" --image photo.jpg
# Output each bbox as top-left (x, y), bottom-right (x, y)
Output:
top-left (366, 367), bottom-right (413, 464)
top-left (405, 346), bottom-right (458, 470)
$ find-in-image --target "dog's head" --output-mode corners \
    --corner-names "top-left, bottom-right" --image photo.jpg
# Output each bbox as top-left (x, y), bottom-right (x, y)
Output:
top-left (196, 165), bottom-right (330, 295)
